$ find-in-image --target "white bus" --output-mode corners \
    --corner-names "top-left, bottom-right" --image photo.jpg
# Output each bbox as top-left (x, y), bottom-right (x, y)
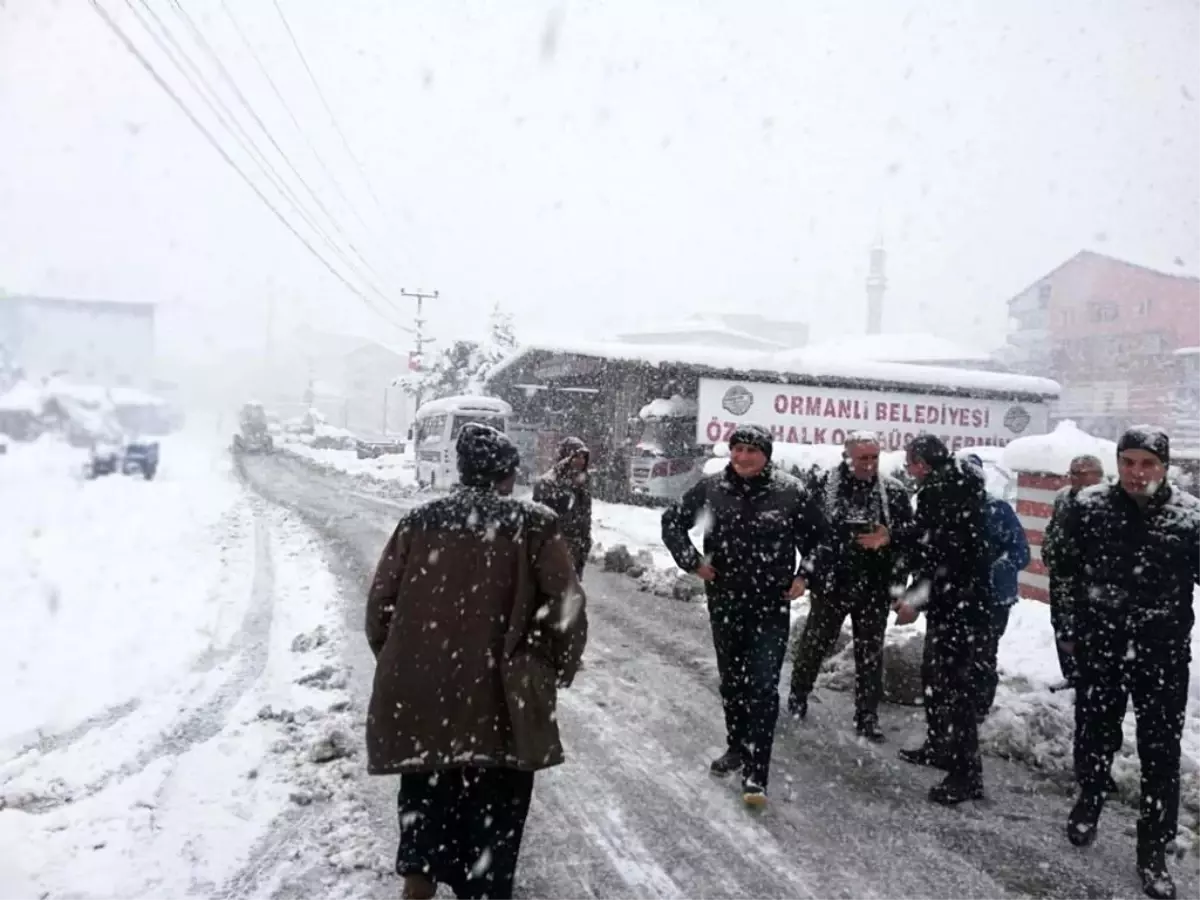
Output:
top-left (413, 394), bottom-right (512, 489)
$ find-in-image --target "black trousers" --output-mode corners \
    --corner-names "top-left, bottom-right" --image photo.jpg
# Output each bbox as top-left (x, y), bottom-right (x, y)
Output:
top-left (397, 767), bottom-right (535, 899)
top-left (1049, 582), bottom-right (1077, 683)
top-left (973, 604), bottom-right (1012, 718)
top-left (708, 591), bottom-right (791, 788)
top-left (1073, 611), bottom-right (1190, 854)
top-left (789, 588), bottom-right (890, 726)
top-left (922, 615), bottom-right (982, 781)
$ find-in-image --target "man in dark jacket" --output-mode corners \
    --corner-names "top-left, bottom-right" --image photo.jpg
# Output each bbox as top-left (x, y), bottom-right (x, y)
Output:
top-left (366, 424), bottom-right (588, 900)
top-left (893, 434), bottom-right (991, 805)
top-left (532, 436), bottom-right (593, 577)
top-left (787, 432), bottom-right (914, 741)
top-left (1057, 427), bottom-right (1199, 900)
top-left (964, 454), bottom-right (1031, 721)
top-left (1040, 453), bottom-right (1104, 685)
top-left (661, 424), bottom-right (826, 807)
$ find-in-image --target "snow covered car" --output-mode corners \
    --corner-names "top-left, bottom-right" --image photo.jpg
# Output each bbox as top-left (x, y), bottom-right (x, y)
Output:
top-left (85, 439), bottom-right (159, 480)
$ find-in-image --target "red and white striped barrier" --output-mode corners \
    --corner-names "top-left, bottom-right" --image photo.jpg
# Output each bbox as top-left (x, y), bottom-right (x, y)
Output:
top-left (1014, 471), bottom-right (1067, 604)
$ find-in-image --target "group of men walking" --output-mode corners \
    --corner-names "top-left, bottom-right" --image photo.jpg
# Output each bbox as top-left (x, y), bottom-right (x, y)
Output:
top-left (361, 417), bottom-right (1196, 900)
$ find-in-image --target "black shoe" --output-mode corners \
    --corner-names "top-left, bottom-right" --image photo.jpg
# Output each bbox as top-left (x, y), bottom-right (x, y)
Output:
top-left (710, 750), bottom-right (744, 777)
top-left (856, 720), bottom-right (886, 743)
top-left (1138, 858), bottom-right (1175, 900)
top-left (929, 774), bottom-right (984, 805)
top-left (1066, 792), bottom-right (1104, 847)
top-left (787, 693), bottom-right (808, 719)
top-left (898, 744), bottom-right (951, 771)
top-left (741, 778), bottom-right (767, 809)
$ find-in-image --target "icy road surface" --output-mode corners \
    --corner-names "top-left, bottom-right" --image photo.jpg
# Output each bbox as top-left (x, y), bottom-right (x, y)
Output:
top-left (240, 451), bottom-right (1193, 900)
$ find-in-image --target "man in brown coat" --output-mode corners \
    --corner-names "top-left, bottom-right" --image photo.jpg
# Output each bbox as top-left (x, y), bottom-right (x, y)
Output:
top-left (366, 423), bottom-right (588, 900)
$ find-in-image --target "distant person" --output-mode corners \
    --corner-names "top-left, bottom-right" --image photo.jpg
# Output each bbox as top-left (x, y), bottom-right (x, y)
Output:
top-left (788, 431), bottom-right (914, 742)
top-left (1040, 453), bottom-right (1105, 685)
top-left (365, 424), bottom-right (588, 900)
top-left (1057, 427), bottom-right (1199, 900)
top-left (963, 454), bottom-right (1031, 722)
top-left (661, 425), bottom-right (826, 807)
top-left (893, 434), bottom-right (991, 805)
top-left (532, 436), bottom-right (593, 577)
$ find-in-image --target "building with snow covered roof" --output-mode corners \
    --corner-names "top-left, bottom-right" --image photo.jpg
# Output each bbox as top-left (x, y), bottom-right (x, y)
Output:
top-left (617, 313), bottom-right (808, 351)
top-left (1001, 250), bottom-right (1200, 440)
top-left (0, 294), bottom-right (156, 389)
top-left (486, 338), bottom-right (1058, 501)
top-left (796, 332), bottom-right (1003, 370)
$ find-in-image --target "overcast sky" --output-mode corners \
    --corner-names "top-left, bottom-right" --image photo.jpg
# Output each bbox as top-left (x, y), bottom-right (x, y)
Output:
top-left (1, 0), bottom-right (1196, 364)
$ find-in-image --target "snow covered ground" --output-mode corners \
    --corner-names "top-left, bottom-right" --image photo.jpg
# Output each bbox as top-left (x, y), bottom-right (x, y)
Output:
top-left (0, 434), bottom-right (372, 897)
top-left (280, 439), bottom-right (416, 487)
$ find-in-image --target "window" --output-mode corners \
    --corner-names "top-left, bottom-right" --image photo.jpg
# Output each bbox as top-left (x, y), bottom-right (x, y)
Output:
top-left (1133, 298), bottom-right (1153, 317)
top-left (1037, 283), bottom-right (1052, 308)
top-left (1086, 301), bottom-right (1118, 323)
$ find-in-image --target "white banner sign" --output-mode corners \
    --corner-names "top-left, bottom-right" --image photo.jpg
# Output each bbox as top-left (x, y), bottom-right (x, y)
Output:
top-left (696, 378), bottom-right (1048, 451)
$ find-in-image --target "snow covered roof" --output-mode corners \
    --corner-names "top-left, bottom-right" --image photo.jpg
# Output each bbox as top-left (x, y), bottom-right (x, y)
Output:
top-left (1174, 346), bottom-right (1200, 356)
top-left (490, 339), bottom-right (1058, 400)
top-left (617, 319), bottom-right (790, 351)
top-left (638, 395), bottom-right (698, 419)
top-left (799, 332), bottom-right (995, 364)
top-left (1003, 420), bottom-right (1119, 476)
top-left (415, 394), bottom-right (512, 419)
top-left (0, 380), bottom-right (44, 412)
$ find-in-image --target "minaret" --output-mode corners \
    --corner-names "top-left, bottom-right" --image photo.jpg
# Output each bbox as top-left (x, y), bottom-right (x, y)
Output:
top-left (865, 237), bottom-right (887, 334)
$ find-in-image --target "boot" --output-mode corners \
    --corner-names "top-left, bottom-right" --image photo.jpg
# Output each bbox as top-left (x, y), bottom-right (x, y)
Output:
top-left (1138, 827), bottom-right (1176, 899)
top-left (929, 773), bottom-right (984, 805)
top-left (1066, 791), bottom-right (1104, 847)
top-left (402, 874), bottom-right (436, 900)
top-left (1138, 862), bottom-right (1175, 900)
top-left (787, 693), bottom-right (808, 720)
top-left (898, 744), bottom-right (951, 770)
top-left (709, 749), bottom-right (744, 777)
top-left (855, 717), bottom-right (886, 743)
top-left (742, 777), bottom-right (767, 809)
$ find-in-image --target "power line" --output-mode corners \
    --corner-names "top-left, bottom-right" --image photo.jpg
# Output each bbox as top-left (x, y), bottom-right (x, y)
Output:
top-left (217, 0), bottom-right (374, 239)
top-left (88, 0), bottom-right (412, 335)
top-left (269, 0), bottom-right (391, 219)
top-left (129, 0), bottom-right (383, 303)
top-left (166, 0), bottom-right (390, 291)
top-left (122, 0), bottom-right (412, 333)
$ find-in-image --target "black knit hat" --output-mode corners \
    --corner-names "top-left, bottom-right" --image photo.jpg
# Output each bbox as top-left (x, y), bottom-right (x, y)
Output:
top-left (1117, 425), bottom-right (1170, 465)
top-left (456, 423), bottom-right (521, 487)
top-left (728, 424), bottom-right (773, 460)
top-left (557, 436), bottom-right (590, 464)
top-left (906, 433), bottom-right (951, 467)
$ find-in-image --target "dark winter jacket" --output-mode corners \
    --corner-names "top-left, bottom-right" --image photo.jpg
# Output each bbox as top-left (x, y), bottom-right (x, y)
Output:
top-left (1040, 486), bottom-right (1081, 627)
top-left (661, 463), bottom-right (827, 606)
top-left (365, 487), bottom-right (588, 775)
top-left (982, 496), bottom-right (1030, 608)
top-left (1058, 481), bottom-right (1200, 639)
top-left (810, 462), bottom-right (914, 599)
top-left (532, 438), bottom-right (592, 568)
top-left (906, 458), bottom-right (991, 625)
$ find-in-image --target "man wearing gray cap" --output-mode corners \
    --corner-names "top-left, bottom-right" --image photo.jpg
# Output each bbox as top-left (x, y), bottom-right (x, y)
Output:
top-left (1058, 426), bottom-right (1200, 900)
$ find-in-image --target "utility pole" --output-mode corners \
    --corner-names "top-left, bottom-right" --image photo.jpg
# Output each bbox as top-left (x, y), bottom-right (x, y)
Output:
top-left (401, 288), bottom-right (438, 414)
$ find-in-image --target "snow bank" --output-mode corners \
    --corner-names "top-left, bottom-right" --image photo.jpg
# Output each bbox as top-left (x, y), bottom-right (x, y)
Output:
top-left (281, 441), bottom-right (417, 489)
top-left (0, 434), bottom-right (250, 746)
top-left (1003, 420), bottom-right (1118, 476)
top-left (0, 380), bottom-right (43, 412)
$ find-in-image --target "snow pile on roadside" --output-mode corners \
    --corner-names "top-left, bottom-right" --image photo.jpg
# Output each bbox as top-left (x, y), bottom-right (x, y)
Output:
top-left (281, 441), bottom-right (417, 491)
top-left (0, 440), bottom-right (387, 896)
top-left (0, 435), bottom-right (250, 747)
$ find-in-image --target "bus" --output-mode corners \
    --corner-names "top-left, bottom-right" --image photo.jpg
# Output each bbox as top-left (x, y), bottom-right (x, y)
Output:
top-left (413, 394), bottom-right (512, 488)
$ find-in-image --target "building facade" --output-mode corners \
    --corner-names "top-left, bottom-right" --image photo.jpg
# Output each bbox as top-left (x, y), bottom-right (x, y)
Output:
top-left (0, 294), bottom-right (156, 389)
top-left (1003, 251), bottom-right (1200, 441)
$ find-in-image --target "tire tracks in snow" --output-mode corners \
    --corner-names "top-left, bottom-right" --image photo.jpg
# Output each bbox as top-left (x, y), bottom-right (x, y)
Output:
top-left (8, 504), bottom-right (277, 813)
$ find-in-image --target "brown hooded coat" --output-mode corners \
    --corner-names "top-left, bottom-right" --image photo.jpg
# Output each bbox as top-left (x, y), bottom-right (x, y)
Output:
top-left (365, 486), bottom-right (588, 775)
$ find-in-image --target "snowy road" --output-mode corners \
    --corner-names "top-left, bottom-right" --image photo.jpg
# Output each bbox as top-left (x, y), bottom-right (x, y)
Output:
top-left (240, 452), bottom-right (1195, 900)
